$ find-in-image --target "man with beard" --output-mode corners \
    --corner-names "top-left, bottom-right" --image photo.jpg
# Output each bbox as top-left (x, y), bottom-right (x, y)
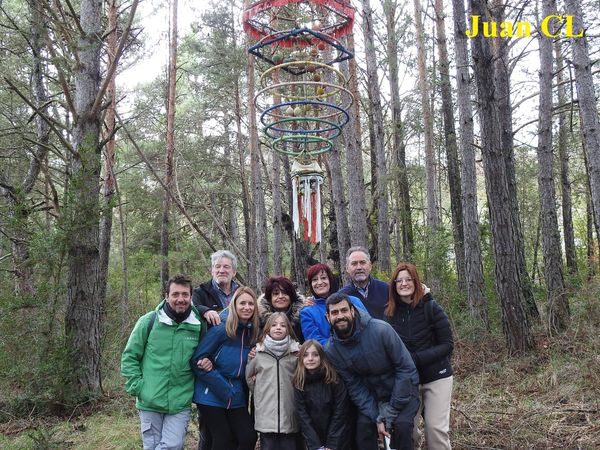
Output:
top-left (325, 293), bottom-right (420, 450)
top-left (121, 274), bottom-right (206, 450)
top-left (339, 247), bottom-right (389, 319)
top-left (192, 250), bottom-right (239, 326)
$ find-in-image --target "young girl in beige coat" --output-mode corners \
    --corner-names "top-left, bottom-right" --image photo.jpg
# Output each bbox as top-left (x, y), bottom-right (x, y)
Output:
top-left (246, 312), bottom-right (301, 450)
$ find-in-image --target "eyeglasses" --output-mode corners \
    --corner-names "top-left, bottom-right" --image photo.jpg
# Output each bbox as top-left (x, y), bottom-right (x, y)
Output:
top-left (394, 278), bottom-right (413, 284)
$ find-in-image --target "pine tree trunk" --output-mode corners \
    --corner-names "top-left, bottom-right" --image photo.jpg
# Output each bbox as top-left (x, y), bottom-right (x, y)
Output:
top-left (326, 146), bottom-right (351, 271)
top-left (384, 0), bottom-right (413, 261)
top-left (64, 0), bottom-right (104, 395)
top-left (434, 0), bottom-right (466, 291)
top-left (254, 143), bottom-right (269, 283)
top-left (451, 0), bottom-right (487, 329)
top-left (555, 39), bottom-right (577, 276)
top-left (564, 0), bottom-right (600, 261)
top-left (414, 0), bottom-right (440, 289)
top-left (272, 151), bottom-right (283, 275)
top-left (269, 63), bottom-right (283, 275)
top-left (490, 0), bottom-right (538, 321)
top-left (361, 0), bottom-right (390, 271)
top-left (98, 0), bottom-right (118, 310)
top-left (470, 0), bottom-right (534, 355)
top-left (413, 0), bottom-right (439, 229)
top-left (160, 0), bottom-right (178, 292)
top-left (234, 77), bottom-right (254, 287)
top-left (537, 0), bottom-right (569, 334)
top-left (246, 51), bottom-right (259, 289)
top-left (586, 189), bottom-right (596, 278)
top-left (3, 0), bottom-right (51, 297)
top-left (341, 34), bottom-right (368, 249)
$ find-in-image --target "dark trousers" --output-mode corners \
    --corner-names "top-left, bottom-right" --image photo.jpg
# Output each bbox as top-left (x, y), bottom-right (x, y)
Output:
top-left (355, 394), bottom-right (420, 450)
top-left (197, 409), bottom-right (212, 450)
top-left (197, 404), bottom-right (256, 450)
top-left (260, 432), bottom-right (300, 450)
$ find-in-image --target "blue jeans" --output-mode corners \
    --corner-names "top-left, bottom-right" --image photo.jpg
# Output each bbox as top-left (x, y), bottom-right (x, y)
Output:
top-left (139, 409), bottom-right (191, 450)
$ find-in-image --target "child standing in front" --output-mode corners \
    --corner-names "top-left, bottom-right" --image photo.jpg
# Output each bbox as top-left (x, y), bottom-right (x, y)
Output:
top-left (293, 339), bottom-right (350, 450)
top-left (246, 312), bottom-right (301, 450)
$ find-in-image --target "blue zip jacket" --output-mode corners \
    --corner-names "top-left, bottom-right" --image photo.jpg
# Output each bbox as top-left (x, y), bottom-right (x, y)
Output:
top-left (190, 310), bottom-right (253, 409)
top-left (300, 295), bottom-right (368, 346)
top-left (338, 276), bottom-right (389, 320)
top-left (325, 309), bottom-right (419, 423)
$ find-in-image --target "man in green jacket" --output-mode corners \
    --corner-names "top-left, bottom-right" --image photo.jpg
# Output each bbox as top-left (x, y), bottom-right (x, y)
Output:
top-left (121, 273), bottom-right (206, 450)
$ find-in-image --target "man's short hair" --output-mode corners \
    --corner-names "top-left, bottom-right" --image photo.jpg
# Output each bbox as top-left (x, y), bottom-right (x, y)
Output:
top-left (345, 246), bottom-right (371, 263)
top-left (211, 250), bottom-right (237, 271)
top-left (166, 273), bottom-right (193, 296)
top-left (326, 292), bottom-right (352, 313)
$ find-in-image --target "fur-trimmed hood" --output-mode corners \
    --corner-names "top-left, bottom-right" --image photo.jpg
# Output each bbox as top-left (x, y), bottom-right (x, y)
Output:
top-left (257, 291), bottom-right (306, 327)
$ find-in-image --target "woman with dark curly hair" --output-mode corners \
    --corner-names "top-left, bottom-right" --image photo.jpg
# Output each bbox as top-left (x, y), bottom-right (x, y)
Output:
top-left (258, 275), bottom-right (306, 342)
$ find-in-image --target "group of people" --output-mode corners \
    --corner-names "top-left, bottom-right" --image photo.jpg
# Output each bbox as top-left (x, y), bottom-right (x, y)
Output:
top-left (121, 247), bottom-right (454, 450)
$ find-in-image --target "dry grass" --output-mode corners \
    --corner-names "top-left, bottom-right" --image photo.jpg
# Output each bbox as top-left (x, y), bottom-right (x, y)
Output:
top-left (450, 325), bottom-right (600, 449)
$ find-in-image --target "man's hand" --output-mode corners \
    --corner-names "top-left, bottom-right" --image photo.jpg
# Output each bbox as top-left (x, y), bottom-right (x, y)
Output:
top-left (203, 310), bottom-right (221, 325)
top-left (377, 421), bottom-right (390, 441)
top-left (197, 358), bottom-right (213, 371)
top-left (248, 346), bottom-right (257, 361)
top-left (303, 296), bottom-right (315, 307)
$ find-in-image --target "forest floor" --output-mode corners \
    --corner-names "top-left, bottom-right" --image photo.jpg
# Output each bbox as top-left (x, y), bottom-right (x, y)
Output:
top-left (1, 289), bottom-right (599, 449)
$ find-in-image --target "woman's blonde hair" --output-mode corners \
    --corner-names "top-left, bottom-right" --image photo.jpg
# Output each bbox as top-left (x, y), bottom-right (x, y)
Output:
top-left (225, 286), bottom-right (260, 344)
top-left (261, 312), bottom-right (294, 342)
top-left (292, 339), bottom-right (338, 390)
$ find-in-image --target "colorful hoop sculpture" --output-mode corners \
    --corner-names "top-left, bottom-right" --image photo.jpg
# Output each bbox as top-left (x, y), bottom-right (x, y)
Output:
top-left (243, 0), bottom-right (355, 243)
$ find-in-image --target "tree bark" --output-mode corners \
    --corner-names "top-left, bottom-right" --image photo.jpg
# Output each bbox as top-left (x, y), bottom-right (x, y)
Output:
top-left (64, 0), bottom-right (105, 395)
top-left (564, 0), bottom-right (600, 262)
top-left (340, 34), bottom-right (368, 249)
top-left (326, 145), bottom-right (351, 272)
top-left (537, 0), bottom-right (569, 334)
top-left (360, 0), bottom-right (390, 272)
top-left (247, 52), bottom-right (268, 287)
top-left (0, 0), bottom-right (51, 297)
top-left (413, 0), bottom-right (439, 230)
top-left (98, 0), bottom-right (118, 313)
top-left (587, 188), bottom-right (596, 278)
top-left (384, 0), bottom-right (413, 261)
top-left (451, 0), bottom-right (487, 328)
top-left (469, 0), bottom-right (534, 354)
top-left (434, 0), bottom-right (466, 291)
top-left (491, 0), bottom-right (538, 321)
top-left (555, 39), bottom-right (577, 276)
top-left (160, 0), bottom-right (178, 292)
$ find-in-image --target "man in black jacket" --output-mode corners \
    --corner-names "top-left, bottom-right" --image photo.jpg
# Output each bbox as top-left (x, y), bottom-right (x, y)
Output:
top-left (325, 293), bottom-right (420, 450)
top-left (192, 249), bottom-right (239, 326)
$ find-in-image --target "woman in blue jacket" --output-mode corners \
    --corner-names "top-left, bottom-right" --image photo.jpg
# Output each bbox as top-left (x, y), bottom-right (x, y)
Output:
top-left (191, 286), bottom-right (260, 450)
top-left (300, 263), bottom-right (367, 346)
top-left (385, 262), bottom-right (454, 450)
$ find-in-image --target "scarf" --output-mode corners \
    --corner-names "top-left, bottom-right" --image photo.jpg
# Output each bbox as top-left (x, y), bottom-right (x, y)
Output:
top-left (163, 302), bottom-right (192, 324)
top-left (263, 334), bottom-right (290, 356)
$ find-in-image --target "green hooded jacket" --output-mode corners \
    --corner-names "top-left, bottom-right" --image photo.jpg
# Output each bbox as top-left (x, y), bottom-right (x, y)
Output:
top-left (121, 300), bottom-right (206, 414)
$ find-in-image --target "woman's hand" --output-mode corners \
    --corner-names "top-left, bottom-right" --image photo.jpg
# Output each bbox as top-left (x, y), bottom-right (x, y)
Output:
top-left (197, 357), bottom-right (213, 371)
top-left (248, 346), bottom-right (257, 361)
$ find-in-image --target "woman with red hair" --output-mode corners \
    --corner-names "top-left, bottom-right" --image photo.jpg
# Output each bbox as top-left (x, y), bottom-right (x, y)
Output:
top-left (385, 262), bottom-right (454, 450)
